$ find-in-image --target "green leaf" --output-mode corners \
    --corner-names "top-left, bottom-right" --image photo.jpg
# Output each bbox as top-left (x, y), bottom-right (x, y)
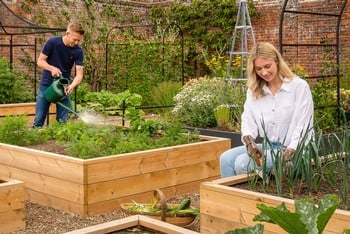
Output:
top-left (254, 203), bottom-right (307, 234)
top-left (225, 224), bottom-right (264, 234)
top-left (253, 194), bottom-right (340, 234)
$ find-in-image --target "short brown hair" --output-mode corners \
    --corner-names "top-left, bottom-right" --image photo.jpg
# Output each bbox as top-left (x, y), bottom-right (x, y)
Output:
top-left (67, 22), bottom-right (85, 35)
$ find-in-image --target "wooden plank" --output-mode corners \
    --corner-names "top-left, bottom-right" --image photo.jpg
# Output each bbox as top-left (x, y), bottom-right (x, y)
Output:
top-left (0, 102), bottom-right (56, 123)
top-left (85, 138), bottom-right (230, 183)
top-left (64, 215), bottom-right (199, 234)
top-left (87, 160), bottom-right (219, 204)
top-left (86, 179), bottom-right (212, 215)
top-left (200, 187), bottom-right (287, 233)
top-left (0, 144), bottom-right (85, 183)
top-left (0, 178), bottom-right (25, 213)
top-left (64, 215), bottom-right (139, 234)
top-left (26, 189), bottom-right (86, 215)
top-left (1, 166), bottom-right (85, 204)
top-left (138, 215), bottom-right (199, 234)
top-left (0, 209), bottom-right (26, 233)
top-left (200, 213), bottom-right (251, 234)
top-left (200, 177), bottom-right (350, 234)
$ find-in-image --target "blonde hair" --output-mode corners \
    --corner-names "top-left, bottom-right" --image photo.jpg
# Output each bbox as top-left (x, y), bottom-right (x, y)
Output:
top-left (247, 42), bottom-right (295, 99)
top-left (67, 22), bottom-right (85, 35)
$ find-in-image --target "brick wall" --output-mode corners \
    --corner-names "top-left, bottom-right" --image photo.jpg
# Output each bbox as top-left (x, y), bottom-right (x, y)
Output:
top-left (1, 0), bottom-right (349, 79)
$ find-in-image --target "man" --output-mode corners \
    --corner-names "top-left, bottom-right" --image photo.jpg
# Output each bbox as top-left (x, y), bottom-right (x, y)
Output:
top-left (33, 22), bottom-right (84, 127)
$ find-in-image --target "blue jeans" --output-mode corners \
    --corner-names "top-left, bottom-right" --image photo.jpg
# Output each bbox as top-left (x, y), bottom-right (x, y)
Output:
top-left (219, 142), bottom-right (280, 178)
top-left (33, 84), bottom-right (71, 127)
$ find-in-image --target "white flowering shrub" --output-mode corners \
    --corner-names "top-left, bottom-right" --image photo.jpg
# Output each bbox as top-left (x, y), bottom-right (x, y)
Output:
top-left (173, 76), bottom-right (244, 128)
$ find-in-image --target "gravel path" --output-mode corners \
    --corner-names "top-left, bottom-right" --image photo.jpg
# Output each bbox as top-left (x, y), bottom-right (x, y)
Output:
top-left (11, 194), bottom-right (200, 234)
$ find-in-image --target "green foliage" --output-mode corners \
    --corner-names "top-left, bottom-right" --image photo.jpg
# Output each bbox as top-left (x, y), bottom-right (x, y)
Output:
top-left (107, 24), bottom-right (183, 106)
top-left (247, 125), bottom-right (350, 210)
top-left (150, 81), bottom-right (182, 114)
top-left (44, 119), bottom-right (200, 159)
top-left (309, 79), bottom-right (338, 132)
top-left (225, 224), bottom-right (264, 234)
top-left (82, 90), bottom-right (142, 115)
top-left (151, 0), bottom-right (259, 78)
top-left (0, 58), bottom-right (33, 104)
top-left (172, 76), bottom-right (245, 129)
top-left (0, 114), bottom-right (200, 159)
top-left (0, 115), bottom-right (46, 145)
top-left (253, 194), bottom-right (340, 234)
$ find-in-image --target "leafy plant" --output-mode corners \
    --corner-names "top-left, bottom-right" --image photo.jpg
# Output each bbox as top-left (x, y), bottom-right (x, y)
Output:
top-left (225, 224), bottom-right (264, 234)
top-left (253, 194), bottom-right (340, 234)
top-left (172, 76), bottom-right (245, 130)
top-left (0, 58), bottom-right (33, 104)
top-left (107, 24), bottom-right (183, 106)
top-left (150, 81), bottom-right (182, 114)
top-left (0, 115), bottom-right (46, 145)
top-left (82, 89), bottom-right (142, 116)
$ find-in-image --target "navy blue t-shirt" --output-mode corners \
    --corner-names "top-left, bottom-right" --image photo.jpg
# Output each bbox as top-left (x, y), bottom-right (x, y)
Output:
top-left (40, 36), bottom-right (84, 85)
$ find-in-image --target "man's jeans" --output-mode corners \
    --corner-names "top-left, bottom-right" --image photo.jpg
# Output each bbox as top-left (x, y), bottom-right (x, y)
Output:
top-left (33, 84), bottom-right (71, 127)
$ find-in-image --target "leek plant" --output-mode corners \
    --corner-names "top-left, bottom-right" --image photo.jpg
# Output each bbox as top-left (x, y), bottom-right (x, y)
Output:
top-left (246, 123), bottom-right (349, 209)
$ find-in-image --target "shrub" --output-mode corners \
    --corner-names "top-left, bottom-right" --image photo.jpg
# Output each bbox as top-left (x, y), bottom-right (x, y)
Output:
top-left (150, 80), bottom-right (182, 114)
top-left (172, 76), bottom-right (244, 128)
top-left (0, 58), bottom-right (33, 104)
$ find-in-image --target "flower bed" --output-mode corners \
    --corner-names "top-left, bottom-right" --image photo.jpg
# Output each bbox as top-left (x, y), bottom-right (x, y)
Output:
top-left (0, 135), bottom-right (230, 215)
top-left (200, 174), bottom-right (350, 234)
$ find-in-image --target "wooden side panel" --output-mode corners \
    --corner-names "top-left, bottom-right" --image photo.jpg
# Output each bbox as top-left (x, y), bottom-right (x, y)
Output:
top-left (0, 102), bottom-right (56, 123)
top-left (86, 179), bottom-right (216, 216)
top-left (0, 178), bottom-right (25, 213)
top-left (85, 138), bottom-right (231, 183)
top-left (26, 190), bottom-right (86, 215)
top-left (200, 177), bottom-right (350, 234)
top-left (0, 178), bottom-right (25, 233)
top-left (0, 165), bottom-right (85, 204)
top-left (0, 144), bottom-right (84, 183)
top-left (87, 160), bottom-right (219, 204)
top-left (0, 209), bottom-right (26, 234)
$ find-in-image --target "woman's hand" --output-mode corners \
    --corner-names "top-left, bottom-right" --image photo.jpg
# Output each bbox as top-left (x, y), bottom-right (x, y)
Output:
top-left (243, 135), bottom-right (263, 166)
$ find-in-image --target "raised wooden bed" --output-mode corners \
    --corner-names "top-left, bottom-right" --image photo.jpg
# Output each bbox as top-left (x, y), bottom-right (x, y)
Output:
top-left (64, 215), bottom-right (199, 234)
top-left (0, 177), bottom-right (25, 233)
top-left (0, 102), bottom-right (56, 124)
top-left (0, 136), bottom-right (230, 216)
top-left (200, 174), bottom-right (350, 234)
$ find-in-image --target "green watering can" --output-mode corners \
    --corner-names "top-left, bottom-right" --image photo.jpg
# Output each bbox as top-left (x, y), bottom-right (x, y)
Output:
top-left (44, 76), bottom-right (79, 116)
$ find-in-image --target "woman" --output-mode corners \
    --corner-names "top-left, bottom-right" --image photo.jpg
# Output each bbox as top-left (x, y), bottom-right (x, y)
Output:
top-left (220, 42), bottom-right (314, 178)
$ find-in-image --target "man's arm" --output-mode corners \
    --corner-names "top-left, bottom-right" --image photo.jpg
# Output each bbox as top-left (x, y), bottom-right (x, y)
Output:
top-left (66, 65), bottom-right (83, 94)
top-left (37, 52), bottom-right (62, 78)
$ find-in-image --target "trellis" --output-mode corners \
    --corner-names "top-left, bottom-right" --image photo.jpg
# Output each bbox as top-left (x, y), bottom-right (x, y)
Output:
top-left (104, 23), bottom-right (184, 120)
top-left (280, 0), bottom-right (348, 127)
top-left (0, 0), bottom-right (65, 99)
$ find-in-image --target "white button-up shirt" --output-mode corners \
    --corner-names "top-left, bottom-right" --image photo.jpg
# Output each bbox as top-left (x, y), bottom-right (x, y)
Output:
top-left (241, 76), bottom-right (314, 150)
